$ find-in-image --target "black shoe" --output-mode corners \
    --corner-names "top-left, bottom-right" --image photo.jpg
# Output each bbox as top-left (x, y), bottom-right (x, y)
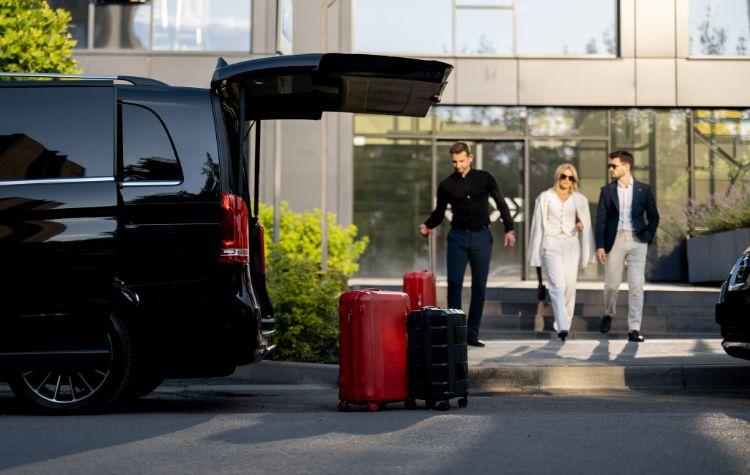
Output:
top-left (599, 315), bottom-right (612, 334)
top-left (558, 331), bottom-right (568, 342)
top-left (467, 335), bottom-right (486, 347)
top-left (627, 330), bottom-right (645, 342)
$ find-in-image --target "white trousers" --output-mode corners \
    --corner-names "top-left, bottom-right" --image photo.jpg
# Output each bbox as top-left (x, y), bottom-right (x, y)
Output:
top-left (541, 234), bottom-right (580, 332)
top-left (604, 230), bottom-right (648, 331)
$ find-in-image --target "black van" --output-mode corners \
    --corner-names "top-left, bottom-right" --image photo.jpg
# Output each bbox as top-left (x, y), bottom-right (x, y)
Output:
top-left (0, 53), bottom-right (452, 412)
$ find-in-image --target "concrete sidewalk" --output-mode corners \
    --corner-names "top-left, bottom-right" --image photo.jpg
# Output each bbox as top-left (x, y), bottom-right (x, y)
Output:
top-left (228, 338), bottom-right (750, 392)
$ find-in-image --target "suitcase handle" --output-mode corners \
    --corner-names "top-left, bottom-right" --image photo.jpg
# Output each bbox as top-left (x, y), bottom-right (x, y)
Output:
top-left (428, 232), bottom-right (435, 276)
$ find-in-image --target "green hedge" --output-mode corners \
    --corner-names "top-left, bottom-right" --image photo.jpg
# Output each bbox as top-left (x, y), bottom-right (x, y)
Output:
top-left (258, 202), bottom-right (368, 363)
top-left (0, 0), bottom-right (80, 74)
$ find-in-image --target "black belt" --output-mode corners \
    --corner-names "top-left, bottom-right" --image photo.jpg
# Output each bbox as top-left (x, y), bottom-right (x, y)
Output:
top-left (451, 224), bottom-right (489, 232)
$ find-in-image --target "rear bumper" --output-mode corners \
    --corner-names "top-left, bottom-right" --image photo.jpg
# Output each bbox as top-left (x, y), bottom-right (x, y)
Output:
top-left (716, 300), bottom-right (750, 360)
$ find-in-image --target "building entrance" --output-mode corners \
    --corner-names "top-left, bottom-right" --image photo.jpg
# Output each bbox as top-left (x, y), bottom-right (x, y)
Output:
top-left (432, 140), bottom-right (525, 280)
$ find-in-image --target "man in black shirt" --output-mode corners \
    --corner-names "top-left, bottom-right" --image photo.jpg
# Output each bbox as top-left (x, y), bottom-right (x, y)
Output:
top-left (419, 142), bottom-right (515, 347)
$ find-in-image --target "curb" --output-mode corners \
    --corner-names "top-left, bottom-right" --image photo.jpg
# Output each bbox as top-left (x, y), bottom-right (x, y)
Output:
top-left (228, 361), bottom-right (750, 391)
top-left (470, 364), bottom-right (750, 391)
top-left (230, 360), bottom-right (339, 385)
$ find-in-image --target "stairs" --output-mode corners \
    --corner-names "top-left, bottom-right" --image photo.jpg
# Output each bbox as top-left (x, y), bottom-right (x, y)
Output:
top-left (349, 280), bottom-right (721, 339)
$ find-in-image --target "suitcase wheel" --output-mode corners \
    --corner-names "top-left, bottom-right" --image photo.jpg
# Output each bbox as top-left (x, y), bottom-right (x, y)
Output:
top-left (404, 398), bottom-right (417, 410)
top-left (425, 399), bottom-right (435, 410)
top-left (437, 401), bottom-right (450, 411)
top-left (337, 401), bottom-right (349, 412)
top-left (368, 401), bottom-right (379, 412)
top-left (458, 397), bottom-right (468, 409)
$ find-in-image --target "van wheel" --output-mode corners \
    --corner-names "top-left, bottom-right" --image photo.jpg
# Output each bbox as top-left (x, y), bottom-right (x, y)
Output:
top-left (8, 313), bottom-right (134, 414)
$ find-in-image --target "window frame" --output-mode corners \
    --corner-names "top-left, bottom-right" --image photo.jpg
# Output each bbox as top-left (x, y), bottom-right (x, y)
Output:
top-left (354, 0), bottom-right (620, 59)
top-left (686, 0), bottom-right (750, 59)
top-left (117, 101), bottom-right (183, 185)
top-left (64, 0), bottom-right (253, 54)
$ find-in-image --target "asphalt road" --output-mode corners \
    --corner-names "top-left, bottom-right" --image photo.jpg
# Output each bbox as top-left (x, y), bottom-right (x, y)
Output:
top-left (1, 385), bottom-right (749, 474)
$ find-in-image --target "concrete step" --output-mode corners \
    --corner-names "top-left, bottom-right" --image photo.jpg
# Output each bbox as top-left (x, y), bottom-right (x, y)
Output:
top-left (480, 313), bottom-right (720, 337)
top-left (349, 281), bottom-right (721, 336)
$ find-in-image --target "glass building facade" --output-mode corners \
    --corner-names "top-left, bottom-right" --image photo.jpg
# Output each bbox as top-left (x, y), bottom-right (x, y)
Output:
top-left (48, 0), bottom-right (252, 52)
top-left (353, 107), bottom-right (750, 282)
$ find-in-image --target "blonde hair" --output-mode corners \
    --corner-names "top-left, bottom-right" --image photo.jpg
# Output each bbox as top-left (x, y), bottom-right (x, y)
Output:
top-left (553, 163), bottom-right (580, 193)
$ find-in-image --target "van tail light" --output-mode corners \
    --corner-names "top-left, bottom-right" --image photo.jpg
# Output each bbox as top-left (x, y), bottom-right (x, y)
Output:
top-left (219, 193), bottom-right (249, 265)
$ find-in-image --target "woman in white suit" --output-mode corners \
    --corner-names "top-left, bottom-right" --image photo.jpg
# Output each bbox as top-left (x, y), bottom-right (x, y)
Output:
top-left (528, 163), bottom-right (595, 341)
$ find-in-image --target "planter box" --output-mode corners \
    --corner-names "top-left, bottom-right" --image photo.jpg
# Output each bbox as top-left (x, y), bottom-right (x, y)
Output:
top-left (687, 228), bottom-right (750, 283)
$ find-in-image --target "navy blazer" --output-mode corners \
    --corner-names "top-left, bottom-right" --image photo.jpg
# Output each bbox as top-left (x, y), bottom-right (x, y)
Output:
top-left (595, 179), bottom-right (660, 253)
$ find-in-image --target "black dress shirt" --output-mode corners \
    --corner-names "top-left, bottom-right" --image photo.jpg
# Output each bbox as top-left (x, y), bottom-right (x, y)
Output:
top-left (424, 169), bottom-right (514, 232)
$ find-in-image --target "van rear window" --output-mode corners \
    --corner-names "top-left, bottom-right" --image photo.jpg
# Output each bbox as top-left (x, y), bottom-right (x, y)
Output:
top-left (0, 87), bottom-right (114, 181)
top-left (120, 103), bottom-right (182, 182)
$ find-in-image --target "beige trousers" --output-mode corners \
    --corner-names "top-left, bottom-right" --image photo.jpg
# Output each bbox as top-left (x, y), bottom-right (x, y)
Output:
top-left (604, 230), bottom-right (648, 331)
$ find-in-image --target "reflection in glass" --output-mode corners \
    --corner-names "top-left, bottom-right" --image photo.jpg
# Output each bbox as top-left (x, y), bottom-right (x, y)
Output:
top-left (456, 8), bottom-right (513, 54)
top-left (0, 87), bottom-right (113, 179)
top-left (529, 139), bottom-right (607, 279)
top-left (94, 3), bottom-right (151, 49)
top-left (354, 0), bottom-right (452, 54)
top-left (690, 0), bottom-right (750, 55)
top-left (693, 109), bottom-right (750, 198)
top-left (354, 140), bottom-right (433, 277)
top-left (152, 0), bottom-right (251, 51)
top-left (122, 104), bottom-right (181, 182)
top-left (612, 109), bottom-right (690, 281)
top-left (435, 107), bottom-right (526, 136)
top-left (48, 0), bottom-right (89, 49)
top-left (353, 115), bottom-right (431, 135)
top-left (518, 0), bottom-right (616, 55)
top-left (0, 134), bottom-right (84, 180)
top-left (529, 108), bottom-right (607, 137)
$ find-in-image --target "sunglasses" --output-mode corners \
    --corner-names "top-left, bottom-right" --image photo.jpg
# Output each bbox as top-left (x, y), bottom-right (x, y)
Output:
top-left (608, 163), bottom-right (621, 169)
top-left (559, 174), bottom-right (576, 182)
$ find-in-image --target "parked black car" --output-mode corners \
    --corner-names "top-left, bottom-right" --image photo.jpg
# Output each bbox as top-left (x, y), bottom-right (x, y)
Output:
top-left (0, 54), bottom-right (452, 412)
top-left (716, 246), bottom-right (750, 360)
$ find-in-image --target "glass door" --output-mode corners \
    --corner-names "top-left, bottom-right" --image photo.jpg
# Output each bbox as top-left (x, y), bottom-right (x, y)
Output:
top-left (433, 140), bottom-right (525, 280)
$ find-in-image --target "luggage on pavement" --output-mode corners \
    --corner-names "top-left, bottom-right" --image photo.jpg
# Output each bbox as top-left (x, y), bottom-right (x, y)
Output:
top-left (403, 231), bottom-right (437, 310)
top-left (406, 307), bottom-right (469, 411)
top-left (338, 289), bottom-right (410, 412)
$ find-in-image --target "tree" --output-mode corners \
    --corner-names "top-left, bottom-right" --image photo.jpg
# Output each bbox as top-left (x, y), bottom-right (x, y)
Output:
top-left (0, 0), bottom-right (79, 74)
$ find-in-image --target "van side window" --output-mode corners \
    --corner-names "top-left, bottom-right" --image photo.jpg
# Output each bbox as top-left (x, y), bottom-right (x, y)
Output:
top-left (0, 87), bottom-right (114, 181)
top-left (121, 103), bottom-right (182, 182)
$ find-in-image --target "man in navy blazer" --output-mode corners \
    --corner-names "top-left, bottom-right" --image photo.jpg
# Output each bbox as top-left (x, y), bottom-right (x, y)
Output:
top-left (595, 150), bottom-right (659, 342)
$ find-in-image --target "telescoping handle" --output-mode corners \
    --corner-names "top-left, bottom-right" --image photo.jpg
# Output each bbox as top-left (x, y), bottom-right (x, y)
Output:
top-left (426, 228), bottom-right (435, 276)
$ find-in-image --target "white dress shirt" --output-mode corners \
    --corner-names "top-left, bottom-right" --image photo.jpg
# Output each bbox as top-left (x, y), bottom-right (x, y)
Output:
top-left (617, 176), bottom-right (634, 231)
top-left (545, 192), bottom-right (578, 237)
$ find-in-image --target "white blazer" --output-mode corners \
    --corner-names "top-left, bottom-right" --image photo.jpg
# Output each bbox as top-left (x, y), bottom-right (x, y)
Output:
top-left (527, 189), bottom-right (596, 270)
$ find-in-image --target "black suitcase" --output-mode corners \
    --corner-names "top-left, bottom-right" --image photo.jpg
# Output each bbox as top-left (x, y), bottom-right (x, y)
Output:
top-left (406, 307), bottom-right (469, 411)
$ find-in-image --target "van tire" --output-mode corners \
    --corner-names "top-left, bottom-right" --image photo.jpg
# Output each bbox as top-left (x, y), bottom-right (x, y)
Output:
top-left (8, 312), bottom-right (134, 414)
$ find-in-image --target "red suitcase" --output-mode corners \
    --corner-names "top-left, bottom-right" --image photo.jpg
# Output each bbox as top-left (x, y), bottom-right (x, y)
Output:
top-left (338, 289), bottom-right (409, 412)
top-left (403, 230), bottom-right (437, 310)
top-left (403, 270), bottom-right (436, 310)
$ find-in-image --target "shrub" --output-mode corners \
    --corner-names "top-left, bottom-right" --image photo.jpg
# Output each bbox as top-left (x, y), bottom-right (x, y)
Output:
top-left (258, 202), bottom-right (368, 363)
top-left (685, 185), bottom-right (750, 236)
top-left (0, 0), bottom-right (80, 74)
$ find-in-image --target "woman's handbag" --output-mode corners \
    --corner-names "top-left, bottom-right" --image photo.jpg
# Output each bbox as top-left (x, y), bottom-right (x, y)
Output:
top-left (536, 266), bottom-right (547, 301)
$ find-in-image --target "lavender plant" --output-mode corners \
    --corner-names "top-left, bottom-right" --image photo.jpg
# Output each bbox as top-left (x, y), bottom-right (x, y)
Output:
top-left (685, 185), bottom-right (750, 236)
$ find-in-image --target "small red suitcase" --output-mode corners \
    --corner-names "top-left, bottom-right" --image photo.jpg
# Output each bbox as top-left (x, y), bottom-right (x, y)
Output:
top-left (403, 230), bottom-right (437, 310)
top-left (338, 289), bottom-right (409, 412)
top-left (403, 270), bottom-right (436, 310)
